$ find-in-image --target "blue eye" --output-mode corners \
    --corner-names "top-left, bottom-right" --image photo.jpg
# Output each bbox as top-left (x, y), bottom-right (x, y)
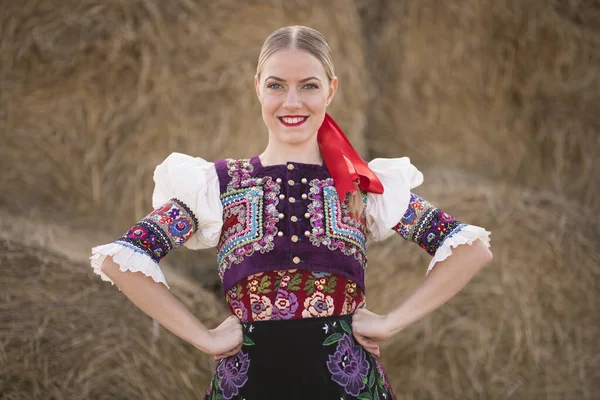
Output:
top-left (267, 83), bottom-right (283, 89)
top-left (304, 83), bottom-right (319, 89)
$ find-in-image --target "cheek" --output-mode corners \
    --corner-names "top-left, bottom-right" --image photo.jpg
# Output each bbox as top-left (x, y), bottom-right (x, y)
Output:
top-left (260, 95), bottom-right (281, 114)
top-left (303, 93), bottom-right (328, 111)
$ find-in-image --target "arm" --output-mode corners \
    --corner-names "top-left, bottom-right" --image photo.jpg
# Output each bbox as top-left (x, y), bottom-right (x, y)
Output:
top-left (384, 238), bottom-right (492, 336)
top-left (100, 256), bottom-right (242, 359)
top-left (355, 191), bottom-right (492, 345)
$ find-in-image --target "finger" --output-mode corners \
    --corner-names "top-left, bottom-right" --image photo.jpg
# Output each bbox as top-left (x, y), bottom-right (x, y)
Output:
top-left (354, 334), bottom-right (380, 355)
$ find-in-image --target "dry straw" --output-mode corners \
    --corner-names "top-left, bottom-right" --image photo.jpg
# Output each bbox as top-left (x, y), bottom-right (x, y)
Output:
top-left (365, 168), bottom-right (600, 399)
top-left (0, 220), bottom-right (231, 399)
top-left (360, 0), bottom-right (600, 212)
top-left (0, 0), bottom-right (368, 232)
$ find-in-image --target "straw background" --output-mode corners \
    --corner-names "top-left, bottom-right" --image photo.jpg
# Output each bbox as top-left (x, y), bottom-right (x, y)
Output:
top-left (1, 0), bottom-right (599, 399)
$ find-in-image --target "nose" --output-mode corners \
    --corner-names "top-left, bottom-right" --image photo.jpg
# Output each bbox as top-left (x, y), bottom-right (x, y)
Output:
top-left (283, 87), bottom-right (302, 110)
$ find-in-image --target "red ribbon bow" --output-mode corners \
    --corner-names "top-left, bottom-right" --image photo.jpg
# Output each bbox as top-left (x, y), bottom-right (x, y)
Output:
top-left (317, 113), bottom-right (384, 200)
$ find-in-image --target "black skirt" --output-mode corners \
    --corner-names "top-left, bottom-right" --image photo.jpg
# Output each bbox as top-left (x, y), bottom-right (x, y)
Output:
top-left (203, 314), bottom-right (396, 400)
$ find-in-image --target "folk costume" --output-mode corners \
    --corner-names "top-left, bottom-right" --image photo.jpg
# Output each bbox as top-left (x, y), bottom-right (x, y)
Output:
top-left (90, 115), bottom-right (491, 399)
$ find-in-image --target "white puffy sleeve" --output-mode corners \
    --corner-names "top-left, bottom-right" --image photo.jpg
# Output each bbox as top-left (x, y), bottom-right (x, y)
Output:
top-left (365, 158), bottom-right (491, 275)
top-left (365, 157), bottom-right (425, 241)
top-left (89, 152), bottom-right (223, 289)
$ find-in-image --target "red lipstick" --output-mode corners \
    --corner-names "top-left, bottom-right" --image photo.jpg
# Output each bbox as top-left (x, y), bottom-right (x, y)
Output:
top-left (278, 115), bottom-right (309, 127)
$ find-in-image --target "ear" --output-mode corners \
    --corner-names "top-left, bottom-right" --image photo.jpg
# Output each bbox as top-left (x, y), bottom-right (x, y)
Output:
top-left (326, 76), bottom-right (338, 106)
top-left (254, 75), bottom-right (261, 100)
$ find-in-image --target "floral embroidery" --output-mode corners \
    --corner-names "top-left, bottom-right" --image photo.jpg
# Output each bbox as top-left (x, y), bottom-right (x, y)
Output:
top-left (272, 289), bottom-right (299, 320)
top-left (302, 291), bottom-right (335, 318)
top-left (225, 270), bottom-right (364, 322)
top-left (216, 351), bottom-right (250, 399)
top-left (116, 198), bottom-right (197, 263)
top-left (307, 178), bottom-right (367, 269)
top-left (249, 293), bottom-right (273, 321)
top-left (393, 193), bottom-right (464, 255)
top-left (326, 334), bottom-right (369, 396)
top-left (229, 299), bottom-right (248, 321)
top-left (322, 319), bottom-right (395, 399)
top-left (217, 159), bottom-right (280, 279)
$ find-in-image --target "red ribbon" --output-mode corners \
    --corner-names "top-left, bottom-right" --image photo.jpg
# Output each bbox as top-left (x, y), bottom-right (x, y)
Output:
top-left (317, 113), bottom-right (384, 200)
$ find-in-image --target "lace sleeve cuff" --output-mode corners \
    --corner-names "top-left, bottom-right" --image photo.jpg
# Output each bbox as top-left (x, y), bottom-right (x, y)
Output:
top-left (89, 198), bottom-right (199, 288)
top-left (425, 224), bottom-right (491, 275)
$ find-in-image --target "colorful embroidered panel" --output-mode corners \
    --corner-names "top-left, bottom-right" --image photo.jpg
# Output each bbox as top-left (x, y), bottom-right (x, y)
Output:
top-left (393, 193), bottom-right (464, 255)
top-left (217, 159), bottom-right (281, 279)
top-left (225, 270), bottom-right (365, 322)
top-left (116, 198), bottom-right (198, 262)
top-left (307, 178), bottom-right (368, 269)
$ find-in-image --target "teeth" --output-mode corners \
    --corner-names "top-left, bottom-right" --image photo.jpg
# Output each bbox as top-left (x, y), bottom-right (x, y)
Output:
top-left (281, 117), bottom-right (306, 124)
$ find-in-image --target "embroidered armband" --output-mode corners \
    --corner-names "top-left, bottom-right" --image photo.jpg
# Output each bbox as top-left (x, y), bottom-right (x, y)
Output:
top-left (116, 198), bottom-right (199, 263)
top-left (393, 193), bottom-right (464, 256)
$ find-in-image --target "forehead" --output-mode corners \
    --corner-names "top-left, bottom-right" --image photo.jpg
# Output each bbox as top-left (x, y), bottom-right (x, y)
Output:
top-left (261, 48), bottom-right (327, 81)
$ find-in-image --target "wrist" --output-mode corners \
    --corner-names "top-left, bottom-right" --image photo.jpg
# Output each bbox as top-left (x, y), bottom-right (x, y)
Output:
top-left (383, 312), bottom-right (405, 338)
top-left (191, 326), bottom-right (213, 353)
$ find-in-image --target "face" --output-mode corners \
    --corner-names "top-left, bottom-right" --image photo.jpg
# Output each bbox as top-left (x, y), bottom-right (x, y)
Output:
top-left (255, 48), bottom-right (337, 146)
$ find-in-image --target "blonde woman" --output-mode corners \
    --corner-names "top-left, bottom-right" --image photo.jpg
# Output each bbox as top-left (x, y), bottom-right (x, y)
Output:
top-left (91, 25), bottom-right (493, 399)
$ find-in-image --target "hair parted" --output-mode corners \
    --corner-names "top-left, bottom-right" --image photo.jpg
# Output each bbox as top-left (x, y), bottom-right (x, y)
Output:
top-left (256, 26), bottom-right (335, 82)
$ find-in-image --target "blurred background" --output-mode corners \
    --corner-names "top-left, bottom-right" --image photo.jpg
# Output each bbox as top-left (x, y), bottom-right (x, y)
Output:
top-left (1, 0), bottom-right (599, 399)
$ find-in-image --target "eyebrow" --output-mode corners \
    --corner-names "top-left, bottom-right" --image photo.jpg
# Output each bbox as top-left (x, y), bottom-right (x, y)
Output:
top-left (264, 76), bottom-right (322, 83)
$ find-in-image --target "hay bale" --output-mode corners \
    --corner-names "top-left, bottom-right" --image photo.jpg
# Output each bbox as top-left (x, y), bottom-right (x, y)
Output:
top-left (359, 0), bottom-right (600, 211)
top-left (365, 168), bottom-right (600, 399)
top-left (0, 233), bottom-right (229, 399)
top-left (0, 0), bottom-right (368, 231)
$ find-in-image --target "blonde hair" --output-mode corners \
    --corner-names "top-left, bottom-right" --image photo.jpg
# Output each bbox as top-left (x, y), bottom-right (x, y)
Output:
top-left (256, 25), bottom-right (335, 82)
top-left (256, 26), bottom-right (365, 218)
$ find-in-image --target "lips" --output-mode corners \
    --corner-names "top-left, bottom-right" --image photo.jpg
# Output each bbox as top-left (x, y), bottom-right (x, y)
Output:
top-left (278, 115), bottom-right (308, 127)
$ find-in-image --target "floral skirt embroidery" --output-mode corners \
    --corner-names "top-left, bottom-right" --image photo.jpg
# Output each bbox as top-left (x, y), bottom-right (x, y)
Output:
top-left (204, 314), bottom-right (395, 400)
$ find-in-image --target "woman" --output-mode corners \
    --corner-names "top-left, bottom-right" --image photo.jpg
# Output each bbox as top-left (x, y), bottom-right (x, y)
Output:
top-left (91, 25), bottom-right (492, 399)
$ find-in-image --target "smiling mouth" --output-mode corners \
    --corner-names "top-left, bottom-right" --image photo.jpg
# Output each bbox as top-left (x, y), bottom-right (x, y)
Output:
top-left (278, 116), bottom-right (308, 127)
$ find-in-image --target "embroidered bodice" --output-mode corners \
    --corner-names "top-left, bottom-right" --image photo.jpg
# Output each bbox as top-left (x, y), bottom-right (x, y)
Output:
top-left (90, 152), bottom-right (491, 321)
top-left (213, 156), bottom-right (372, 294)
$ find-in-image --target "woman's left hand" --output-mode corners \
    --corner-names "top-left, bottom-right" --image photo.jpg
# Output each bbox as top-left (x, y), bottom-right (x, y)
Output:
top-left (352, 307), bottom-right (391, 358)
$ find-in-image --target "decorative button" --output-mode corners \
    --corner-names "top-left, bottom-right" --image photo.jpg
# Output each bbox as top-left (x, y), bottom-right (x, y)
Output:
top-left (277, 231), bottom-right (284, 237)
top-left (289, 197), bottom-right (296, 203)
top-left (304, 212), bottom-right (310, 219)
top-left (292, 256), bottom-right (301, 264)
top-left (301, 178), bottom-right (308, 184)
top-left (301, 193), bottom-right (308, 200)
top-left (288, 180), bottom-right (295, 186)
top-left (291, 235), bottom-right (299, 243)
top-left (279, 194), bottom-right (285, 200)
top-left (255, 178), bottom-right (263, 185)
top-left (290, 216), bottom-right (298, 222)
top-left (287, 164), bottom-right (295, 170)
top-left (276, 178), bottom-right (282, 184)
top-left (278, 213), bottom-right (285, 220)
top-left (304, 230), bottom-right (310, 237)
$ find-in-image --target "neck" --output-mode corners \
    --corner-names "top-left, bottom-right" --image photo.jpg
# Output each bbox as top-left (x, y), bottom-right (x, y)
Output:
top-left (259, 136), bottom-right (323, 166)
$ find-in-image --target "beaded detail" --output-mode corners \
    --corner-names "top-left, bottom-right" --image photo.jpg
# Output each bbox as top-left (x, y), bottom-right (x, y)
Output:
top-left (307, 178), bottom-right (368, 269)
top-left (116, 198), bottom-right (198, 263)
top-left (393, 193), bottom-right (464, 255)
top-left (217, 159), bottom-right (281, 279)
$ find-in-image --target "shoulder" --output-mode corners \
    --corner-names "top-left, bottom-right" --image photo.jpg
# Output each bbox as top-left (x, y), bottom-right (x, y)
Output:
top-left (367, 157), bottom-right (424, 190)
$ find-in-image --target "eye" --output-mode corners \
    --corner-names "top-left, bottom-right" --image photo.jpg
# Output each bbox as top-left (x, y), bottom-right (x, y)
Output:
top-left (303, 83), bottom-right (319, 89)
top-left (267, 83), bottom-right (283, 89)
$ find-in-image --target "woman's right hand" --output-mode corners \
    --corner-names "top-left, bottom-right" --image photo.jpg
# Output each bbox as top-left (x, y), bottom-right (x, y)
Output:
top-left (204, 315), bottom-right (244, 361)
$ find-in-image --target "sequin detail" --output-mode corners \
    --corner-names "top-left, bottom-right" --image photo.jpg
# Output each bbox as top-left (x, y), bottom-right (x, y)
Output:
top-left (394, 193), bottom-right (464, 255)
top-left (307, 178), bottom-right (367, 269)
top-left (217, 159), bottom-right (281, 279)
top-left (116, 198), bottom-right (198, 263)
